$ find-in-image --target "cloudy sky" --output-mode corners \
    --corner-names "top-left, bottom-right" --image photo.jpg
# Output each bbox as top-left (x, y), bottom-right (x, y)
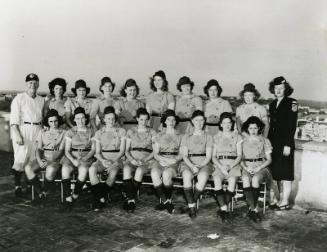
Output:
top-left (0, 0), bottom-right (326, 100)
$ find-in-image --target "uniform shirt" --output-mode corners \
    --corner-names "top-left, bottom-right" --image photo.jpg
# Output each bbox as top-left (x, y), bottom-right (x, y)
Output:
top-left (242, 135), bottom-right (272, 168)
top-left (46, 97), bottom-right (67, 117)
top-left (204, 98), bottom-right (233, 124)
top-left (93, 127), bottom-right (126, 151)
top-left (37, 128), bottom-right (66, 161)
top-left (181, 132), bottom-right (213, 165)
top-left (114, 98), bottom-right (145, 122)
top-left (213, 131), bottom-right (242, 156)
top-left (175, 94), bottom-right (203, 119)
top-left (236, 102), bottom-right (268, 125)
top-left (10, 92), bottom-right (44, 125)
top-left (146, 91), bottom-right (175, 114)
top-left (126, 127), bottom-right (156, 160)
top-left (65, 127), bottom-right (93, 150)
top-left (154, 130), bottom-right (182, 153)
top-left (64, 97), bottom-right (93, 115)
top-left (90, 96), bottom-right (116, 121)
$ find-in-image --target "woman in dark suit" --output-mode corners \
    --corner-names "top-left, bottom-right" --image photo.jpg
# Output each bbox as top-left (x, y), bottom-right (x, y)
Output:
top-left (268, 76), bottom-right (298, 210)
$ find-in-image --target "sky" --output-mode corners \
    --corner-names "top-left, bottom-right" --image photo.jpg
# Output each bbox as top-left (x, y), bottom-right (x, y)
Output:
top-left (0, 0), bottom-right (327, 100)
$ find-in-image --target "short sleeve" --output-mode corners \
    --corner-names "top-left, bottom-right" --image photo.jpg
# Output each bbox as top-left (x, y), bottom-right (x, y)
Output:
top-left (235, 106), bottom-right (241, 118)
top-left (65, 129), bottom-right (73, 141)
top-left (90, 99), bottom-right (100, 119)
top-left (181, 134), bottom-right (188, 148)
top-left (206, 134), bottom-right (213, 148)
top-left (119, 128), bottom-right (127, 139)
top-left (193, 96), bottom-right (203, 110)
top-left (224, 100), bottom-right (233, 113)
top-left (114, 100), bottom-right (122, 114)
top-left (263, 138), bottom-right (272, 154)
top-left (64, 98), bottom-right (72, 113)
top-left (92, 130), bottom-right (102, 143)
top-left (167, 92), bottom-right (175, 105)
top-left (259, 105), bottom-right (268, 121)
top-left (10, 96), bottom-right (20, 125)
top-left (126, 129), bottom-right (133, 140)
top-left (236, 134), bottom-right (243, 145)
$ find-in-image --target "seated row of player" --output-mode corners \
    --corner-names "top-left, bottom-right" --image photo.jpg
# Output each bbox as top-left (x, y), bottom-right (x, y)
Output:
top-left (28, 106), bottom-right (272, 223)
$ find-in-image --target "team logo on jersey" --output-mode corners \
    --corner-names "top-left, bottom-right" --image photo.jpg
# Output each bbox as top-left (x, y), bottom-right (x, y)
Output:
top-left (291, 102), bottom-right (298, 112)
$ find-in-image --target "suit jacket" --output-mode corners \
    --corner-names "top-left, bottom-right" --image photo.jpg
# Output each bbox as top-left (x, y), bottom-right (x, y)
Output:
top-left (268, 97), bottom-right (298, 149)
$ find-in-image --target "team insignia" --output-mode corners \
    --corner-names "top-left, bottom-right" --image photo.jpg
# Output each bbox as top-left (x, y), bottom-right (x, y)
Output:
top-left (291, 102), bottom-right (298, 112)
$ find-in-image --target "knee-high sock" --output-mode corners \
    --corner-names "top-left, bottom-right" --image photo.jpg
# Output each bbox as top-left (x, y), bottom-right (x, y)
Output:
top-left (91, 183), bottom-right (102, 201)
top-left (62, 179), bottom-right (71, 199)
top-left (214, 189), bottom-right (226, 207)
top-left (243, 187), bottom-right (255, 210)
top-left (184, 188), bottom-right (194, 204)
top-left (154, 184), bottom-right (166, 202)
top-left (43, 179), bottom-right (55, 193)
top-left (224, 190), bottom-right (235, 205)
top-left (30, 176), bottom-right (41, 195)
top-left (252, 187), bottom-right (260, 208)
top-left (123, 179), bottom-right (135, 200)
top-left (74, 180), bottom-right (85, 196)
top-left (193, 188), bottom-right (203, 201)
top-left (164, 185), bottom-right (173, 200)
top-left (133, 180), bottom-right (142, 198)
top-left (12, 170), bottom-right (22, 187)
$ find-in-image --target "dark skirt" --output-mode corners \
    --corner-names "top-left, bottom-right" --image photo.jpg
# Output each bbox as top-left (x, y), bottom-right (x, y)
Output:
top-left (270, 145), bottom-right (294, 181)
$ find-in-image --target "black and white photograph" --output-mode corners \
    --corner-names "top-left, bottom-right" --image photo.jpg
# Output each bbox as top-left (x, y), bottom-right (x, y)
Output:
top-left (0, 0), bottom-right (327, 251)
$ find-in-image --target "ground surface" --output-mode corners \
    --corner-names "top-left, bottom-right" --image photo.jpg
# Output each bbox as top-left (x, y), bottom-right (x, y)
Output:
top-left (0, 151), bottom-right (327, 252)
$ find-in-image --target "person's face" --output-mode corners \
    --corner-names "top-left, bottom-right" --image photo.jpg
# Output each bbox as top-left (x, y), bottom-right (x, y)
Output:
top-left (48, 116), bottom-right (59, 129)
top-left (274, 84), bottom-right (285, 98)
top-left (104, 113), bottom-right (116, 127)
top-left (153, 76), bottom-right (164, 91)
top-left (192, 115), bottom-right (205, 130)
top-left (137, 114), bottom-right (149, 127)
top-left (221, 117), bottom-right (232, 132)
top-left (101, 82), bottom-right (113, 94)
top-left (248, 123), bottom-right (259, 136)
top-left (74, 113), bottom-right (86, 128)
top-left (208, 85), bottom-right (218, 99)
top-left (244, 92), bottom-right (255, 104)
top-left (181, 84), bottom-right (191, 95)
top-left (76, 87), bottom-right (86, 98)
top-left (165, 116), bottom-right (176, 129)
top-left (25, 80), bottom-right (39, 94)
top-left (54, 85), bottom-right (64, 98)
top-left (126, 85), bottom-right (137, 99)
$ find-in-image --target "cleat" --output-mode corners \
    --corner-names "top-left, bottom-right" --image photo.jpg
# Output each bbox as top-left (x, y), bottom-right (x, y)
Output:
top-left (155, 202), bottom-right (166, 211)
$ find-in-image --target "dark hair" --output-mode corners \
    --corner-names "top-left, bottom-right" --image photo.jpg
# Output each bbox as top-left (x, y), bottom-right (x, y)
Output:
top-left (136, 107), bottom-right (150, 119)
top-left (190, 110), bottom-right (206, 130)
top-left (176, 76), bottom-right (194, 92)
top-left (241, 116), bottom-right (265, 135)
top-left (43, 109), bottom-right (63, 128)
top-left (48, 78), bottom-right (67, 96)
top-left (99, 77), bottom-right (115, 94)
top-left (239, 83), bottom-right (261, 101)
top-left (218, 112), bottom-right (235, 131)
top-left (120, 79), bottom-right (140, 97)
top-left (72, 107), bottom-right (90, 126)
top-left (103, 106), bottom-right (118, 122)
top-left (268, 76), bottom-right (294, 97)
top-left (203, 79), bottom-right (222, 97)
top-left (71, 79), bottom-right (90, 96)
top-left (150, 70), bottom-right (168, 92)
top-left (160, 109), bottom-right (179, 128)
